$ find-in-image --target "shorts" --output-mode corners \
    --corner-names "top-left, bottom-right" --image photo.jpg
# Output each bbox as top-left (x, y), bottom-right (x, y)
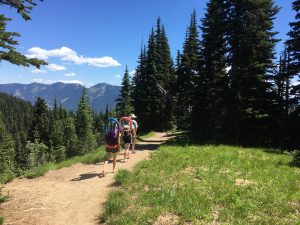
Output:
top-left (106, 146), bottom-right (119, 153)
top-left (123, 136), bottom-right (132, 144)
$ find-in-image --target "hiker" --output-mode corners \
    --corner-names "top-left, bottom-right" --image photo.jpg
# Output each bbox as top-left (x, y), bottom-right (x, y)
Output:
top-left (121, 124), bottom-right (132, 163)
top-left (130, 114), bottom-right (138, 153)
top-left (102, 121), bottom-right (120, 176)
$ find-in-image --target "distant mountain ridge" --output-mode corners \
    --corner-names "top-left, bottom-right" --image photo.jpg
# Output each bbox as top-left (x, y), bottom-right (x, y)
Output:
top-left (0, 82), bottom-right (121, 112)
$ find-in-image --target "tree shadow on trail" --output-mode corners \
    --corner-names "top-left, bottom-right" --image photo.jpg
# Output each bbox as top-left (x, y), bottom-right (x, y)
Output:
top-left (135, 143), bottom-right (161, 151)
top-left (136, 137), bottom-right (161, 143)
top-left (71, 172), bottom-right (103, 181)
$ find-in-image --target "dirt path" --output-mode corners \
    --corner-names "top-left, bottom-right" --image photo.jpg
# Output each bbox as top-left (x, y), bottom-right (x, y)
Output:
top-left (1, 132), bottom-right (171, 225)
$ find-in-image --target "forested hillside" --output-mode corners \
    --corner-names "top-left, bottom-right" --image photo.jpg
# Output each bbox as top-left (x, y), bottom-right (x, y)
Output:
top-left (0, 91), bottom-right (114, 182)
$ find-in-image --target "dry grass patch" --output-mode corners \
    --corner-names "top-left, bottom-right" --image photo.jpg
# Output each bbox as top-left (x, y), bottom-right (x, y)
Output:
top-left (153, 213), bottom-right (180, 225)
top-left (235, 179), bottom-right (257, 186)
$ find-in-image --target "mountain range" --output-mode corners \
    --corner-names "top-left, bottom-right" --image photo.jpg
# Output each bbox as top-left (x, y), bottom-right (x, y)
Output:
top-left (0, 82), bottom-right (121, 112)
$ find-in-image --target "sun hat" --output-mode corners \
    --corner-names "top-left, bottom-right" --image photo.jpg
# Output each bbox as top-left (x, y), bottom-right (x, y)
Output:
top-left (130, 114), bottom-right (137, 119)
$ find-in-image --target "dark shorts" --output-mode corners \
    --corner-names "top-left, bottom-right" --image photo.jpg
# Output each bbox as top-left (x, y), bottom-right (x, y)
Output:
top-left (106, 146), bottom-right (119, 153)
top-left (123, 135), bottom-right (132, 144)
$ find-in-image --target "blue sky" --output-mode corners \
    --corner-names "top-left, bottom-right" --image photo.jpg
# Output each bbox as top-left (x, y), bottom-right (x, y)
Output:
top-left (0, 0), bottom-right (295, 86)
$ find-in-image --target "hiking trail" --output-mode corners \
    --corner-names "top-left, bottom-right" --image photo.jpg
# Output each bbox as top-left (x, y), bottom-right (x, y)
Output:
top-left (2, 132), bottom-right (172, 225)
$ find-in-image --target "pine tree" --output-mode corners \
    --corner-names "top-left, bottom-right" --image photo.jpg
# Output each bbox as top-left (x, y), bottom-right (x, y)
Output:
top-left (116, 65), bottom-right (134, 117)
top-left (194, 0), bottom-right (228, 140)
top-left (0, 1), bottom-right (47, 68)
top-left (142, 29), bottom-right (159, 131)
top-left (157, 22), bottom-right (176, 130)
top-left (287, 0), bottom-right (300, 75)
top-left (29, 97), bottom-right (50, 145)
top-left (0, 114), bottom-right (15, 180)
top-left (226, 0), bottom-right (279, 145)
top-left (48, 100), bottom-right (66, 162)
top-left (76, 88), bottom-right (96, 154)
top-left (64, 117), bottom-right (78, 157)
top-left (177, 10), bottom-right (201, 130)
top-left (286, 0), bottom-right (300, 150)
top-left (132, 45), bottom-right (147, 128)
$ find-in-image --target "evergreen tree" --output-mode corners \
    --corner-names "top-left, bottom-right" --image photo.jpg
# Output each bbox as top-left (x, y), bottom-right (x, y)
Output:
top-left (29, 97), bottom-right (50, 145)
top-left (76, 88), bottom-right (96, 154)
top-left (194, 0), bottom-right (228, 140)
top-left (226, 0), bottom-right (279, 145)
top-left (132, 45), bottom-right (147, 128)
top-left (177, 10), bottom-right (201, 130)
top-left (0, 114), bottom-right (15, 180)
top-left (141, 29), bottom-right (159, 131)
top-left (0, 92), bottom-right (33, 169)
top-left (64, 117), bottom-right (78, 157)
top-left (287, 0), bottom-right (300, 75)
top-left (286, 0), bottom-right (300, 150)
top-left (116, 65), bottom-right (134, 117)
top-left (49, 99), bottom-right (66, 162)
top-left (0, 1), bottom-right (47, 67)
top-left (26, 140), bottom-right (48, 168)
top-left (156, 22), bottom-right (176, 130)
top-left (134, 18), bottom-right (175, 131)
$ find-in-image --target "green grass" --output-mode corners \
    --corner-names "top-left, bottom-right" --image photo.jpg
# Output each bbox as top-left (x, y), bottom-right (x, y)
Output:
top-left (23, 147), bottom-right (105, 179)
top-left (103, 143), bottom-right (300, 225)
top-left (138, 132), bottom-right (156, 140)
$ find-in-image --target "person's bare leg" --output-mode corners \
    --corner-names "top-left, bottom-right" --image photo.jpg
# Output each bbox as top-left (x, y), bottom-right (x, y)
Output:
top-left (102, 151), bottom-right (110, 176)
top-left (112, 152), bottom-right (117, 172)
top-left (126, 143), bottom-right (130, 159)
top-left (122, 149), bottom-right (126, 162)
top-left (131, 137), bottom-right (136, 153)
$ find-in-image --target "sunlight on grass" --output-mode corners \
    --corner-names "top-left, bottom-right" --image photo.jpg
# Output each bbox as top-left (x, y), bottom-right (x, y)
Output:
top-left (103, 144), bottom-right (300, 225)
top-left (138, 132), bottom-right (156, 140)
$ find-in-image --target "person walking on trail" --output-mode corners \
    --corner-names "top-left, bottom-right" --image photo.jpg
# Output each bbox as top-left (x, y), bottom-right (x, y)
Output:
top-left (121, 125), bottom-right (132, 163)
top-left (102, 124), bottom-right (120, 176)
top-left (130, 114), bottom-right (138, 154)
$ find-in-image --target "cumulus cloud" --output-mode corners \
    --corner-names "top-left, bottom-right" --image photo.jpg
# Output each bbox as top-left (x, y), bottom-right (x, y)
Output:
top-left (64, 72), bottom-right (76, 77)
top-left (31, 69), bottom-right (46, 74)
top-left (47, 63), bottom-right (66, 71)
top-left (26, 46), bottom-right (121, 68)
top-left (32, 78), bottom-right (84, 85)
top-left (114, 74), bottom-right (121, 78)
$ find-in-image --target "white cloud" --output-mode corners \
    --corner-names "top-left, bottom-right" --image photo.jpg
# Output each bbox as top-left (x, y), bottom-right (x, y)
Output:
top-left (129, 70), bottom-right (136, 76)
top-left (47, 63), bottom-right (66, 71)
top-left (26, 46), bottom-right (121, 68)
top-left (114, 74), bottom-right (121, 78)
top-left (58, 80), bottom-right (84, 85)
top-left (32, 78), bottom-right (52, 84)
top-left (32, 78), bottom-right (84, 85)
top-left (64, 72), bottom-right (76, 77)
top-left (87, 83), bottom-right (94, 87)
top-left (31, 69), bottom-right (46, 74)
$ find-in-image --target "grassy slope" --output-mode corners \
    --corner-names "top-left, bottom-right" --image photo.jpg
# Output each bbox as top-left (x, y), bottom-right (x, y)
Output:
top-left (103, 142), bottom-right (300, 224)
